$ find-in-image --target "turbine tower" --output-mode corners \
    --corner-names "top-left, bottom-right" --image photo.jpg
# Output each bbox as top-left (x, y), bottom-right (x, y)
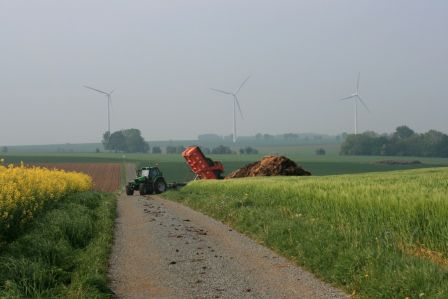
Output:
top-left (211, 76), bottom-right (250, 143)
top-left (339, 73), bottom-right (370, 134)
top-left (83, 85), bottom-right (114, 135)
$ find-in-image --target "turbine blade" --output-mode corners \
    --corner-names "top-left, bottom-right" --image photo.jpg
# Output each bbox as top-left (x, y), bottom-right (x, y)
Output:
top-left (83, 85), bottom-right (109, 95)
top-left (356, 72), bottom-right (360, 94)
top-left (210, 88), bottom-right (232, 95)
top-left (339, 95), bottom-right (356, 101)
top-left (357, 96), bottom-right (370, 112)
top-left (235, 76), bottom-right (250, 95)
top-left (235, 96), bottom-right (244, 119)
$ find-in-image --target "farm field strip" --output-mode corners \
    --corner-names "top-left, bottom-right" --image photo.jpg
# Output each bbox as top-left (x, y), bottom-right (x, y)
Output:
top-left (4, 151), bottom-right (448, 183)
top-left (37, 163), bottom-right (122, 192)
top-left (164, 167), bottom-right (448, 298)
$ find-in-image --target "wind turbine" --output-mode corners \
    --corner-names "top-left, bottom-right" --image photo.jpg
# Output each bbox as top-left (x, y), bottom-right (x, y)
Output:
top-left (211, 76), bottom-right (250, 143)
top-left (339, 73), bottom-right (370, 134)
top-left (83, 85), bottom-right (115, 135)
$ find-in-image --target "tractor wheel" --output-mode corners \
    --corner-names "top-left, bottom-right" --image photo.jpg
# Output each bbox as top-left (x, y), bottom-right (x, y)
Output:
top-left (139, 183), bottom-right (146, 195)
top-left (126, 184), bottom-right (134, 196)
top-left (154, 179), bottom-right (167, 194)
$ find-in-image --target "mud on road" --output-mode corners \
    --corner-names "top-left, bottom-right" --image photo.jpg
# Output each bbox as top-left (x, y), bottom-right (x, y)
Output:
top-left (108, 165), bottom-right (347, 299)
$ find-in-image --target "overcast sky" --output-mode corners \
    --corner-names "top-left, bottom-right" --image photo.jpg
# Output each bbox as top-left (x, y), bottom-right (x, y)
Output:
top-left (1, 0), bottom-right (447, 145)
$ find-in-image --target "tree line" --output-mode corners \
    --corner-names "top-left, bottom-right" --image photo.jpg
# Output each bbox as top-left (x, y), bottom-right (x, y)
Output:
top-left (164, 145), bottom-right (259, 155)
top-left (100, 131), bottom-right (260, 155)
top-left (102, 129), bottom-right (149, 153)
top-left (340, 126), bottom-right (448, 157)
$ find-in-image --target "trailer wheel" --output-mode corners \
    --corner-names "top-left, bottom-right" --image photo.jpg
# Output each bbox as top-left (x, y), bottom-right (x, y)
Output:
top-left (126, 184), bottom-right (134, 196)
top-left (154, 179), bottom-right (167, 194)
top-left (214, 170), bottom-right (224, 179)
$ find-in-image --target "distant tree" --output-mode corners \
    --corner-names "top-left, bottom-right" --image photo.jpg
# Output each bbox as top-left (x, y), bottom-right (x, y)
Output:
top-left (103, 129), bottom-right (148, 153)
top-left (315, 148), bottom-right (326, 155)
top-left (340, 126), bottom-right (448, 158)
top-left (239, 146), bottom-right (259, 155)
top-left (108, 131), bottom-right (127, 152)
top-left (95, 148), bottom-right (100, 153)
top-left (247, 147), bottom-right (257, 154)
top-left (263, 134), bottom-right (273, 140)
top-left (102, 131), bottom-right (111, 149)
top-left (212, 145), bottom-right (233, 154)
top-left (283, 133), bottom-right (298, 140)
top-left (223, 134), bottom-right (234, 141)
top-left (122, 129), bottom-right (149, 153)
top-left (202, 147), bottom-right (211, 154)
top-left (166, 146), bottom-right (177, 154)
top-left (152, 146), bottom-right (162, 154)
top-left (176, 145), bottom-right (186, 154)
top-left (394, 125), bottom-right (415, 139)
top-left (255, 133), bottom-right (263, 140)
top-left (1, 146), bottom-right (8, 153)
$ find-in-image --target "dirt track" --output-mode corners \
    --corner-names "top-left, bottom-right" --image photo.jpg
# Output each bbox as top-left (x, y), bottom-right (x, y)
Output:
top-left (108, 164), bottom-right (347, 298)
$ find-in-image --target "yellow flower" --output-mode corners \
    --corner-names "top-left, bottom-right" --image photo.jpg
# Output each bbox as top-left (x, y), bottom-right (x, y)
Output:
top-left (0, 163), bottom-right (92, 236)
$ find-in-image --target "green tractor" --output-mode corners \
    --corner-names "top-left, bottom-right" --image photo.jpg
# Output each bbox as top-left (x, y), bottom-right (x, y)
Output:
top-left (126, 166), bottom-right (167, 196)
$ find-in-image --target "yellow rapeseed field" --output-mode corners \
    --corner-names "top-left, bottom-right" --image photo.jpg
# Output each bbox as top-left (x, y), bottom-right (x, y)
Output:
top-left (0, 159), bottom-right (92, 240)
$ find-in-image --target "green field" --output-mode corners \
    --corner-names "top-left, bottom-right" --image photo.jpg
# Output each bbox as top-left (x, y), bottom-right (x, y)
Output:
top-left (164, 167), bottom-right (448, 299)
top-left (2, 144), bottom-right (448, 183)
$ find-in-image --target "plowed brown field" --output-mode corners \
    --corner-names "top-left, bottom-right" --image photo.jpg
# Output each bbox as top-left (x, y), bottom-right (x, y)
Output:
top-left (37, 163), bottom-right (121, 192)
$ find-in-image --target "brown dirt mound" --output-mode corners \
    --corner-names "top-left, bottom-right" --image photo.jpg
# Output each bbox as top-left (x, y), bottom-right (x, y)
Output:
top-left (225, 155), bottom-right (311, 179)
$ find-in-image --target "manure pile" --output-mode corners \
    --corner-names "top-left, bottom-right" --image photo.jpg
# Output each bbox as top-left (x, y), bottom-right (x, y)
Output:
top-left (226, 155), bottom-right (311, 179)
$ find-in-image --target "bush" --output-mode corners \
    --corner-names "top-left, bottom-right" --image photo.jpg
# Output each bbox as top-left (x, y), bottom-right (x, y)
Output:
top-left (152, 146), bottom-right (162, 154)
top-left (166, 145), bottom-right (185, 154)
top-left (211, 145), bottom-right (233, 154)
top-left (315, 148), bottom-right (326, 155)
top-left (239, 147), bottom-right (259, 155)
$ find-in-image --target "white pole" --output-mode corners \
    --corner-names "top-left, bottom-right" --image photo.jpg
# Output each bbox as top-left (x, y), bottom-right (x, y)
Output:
top-left (233, 97), bottom-right (237, 143)
top-left (107, 94), bottom-right (111, 134)
top-left (354, 99), bottom-right (358, 135)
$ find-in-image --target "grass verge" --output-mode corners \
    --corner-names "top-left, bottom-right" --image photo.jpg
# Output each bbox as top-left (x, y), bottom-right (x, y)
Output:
top-left (164, 167), bottom-right (448, 299)
top-left (0, 191), bottom-right (116, 298)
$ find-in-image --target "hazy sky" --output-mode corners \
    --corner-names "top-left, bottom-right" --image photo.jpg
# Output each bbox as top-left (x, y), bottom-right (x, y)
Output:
top-left (1, 0), bottom-right (447, 145)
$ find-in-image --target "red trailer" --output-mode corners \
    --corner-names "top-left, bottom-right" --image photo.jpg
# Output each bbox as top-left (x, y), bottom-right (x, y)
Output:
top-left (182, 146), bottom-right (224, 180)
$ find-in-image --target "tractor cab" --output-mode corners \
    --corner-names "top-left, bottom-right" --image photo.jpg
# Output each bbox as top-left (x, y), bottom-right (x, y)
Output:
top-left (137, 167), bottom-right (162, 179)
top-left (126, 166), bottom-right (167, 196)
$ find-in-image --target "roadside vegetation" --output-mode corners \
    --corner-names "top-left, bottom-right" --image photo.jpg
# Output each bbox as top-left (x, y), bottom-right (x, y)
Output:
top-left (0, 191), bottom-right (116, 298)
top-left (0, 161), bottom-right (91, 242)
top-left (165, 167), bottom-right (448, 298)
top-left (0, 162), bottom-right (117, 298)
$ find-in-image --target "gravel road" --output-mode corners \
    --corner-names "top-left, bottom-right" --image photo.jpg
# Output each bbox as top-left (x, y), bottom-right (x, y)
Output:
top-left (108, 165), bottom-right (348, 299)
